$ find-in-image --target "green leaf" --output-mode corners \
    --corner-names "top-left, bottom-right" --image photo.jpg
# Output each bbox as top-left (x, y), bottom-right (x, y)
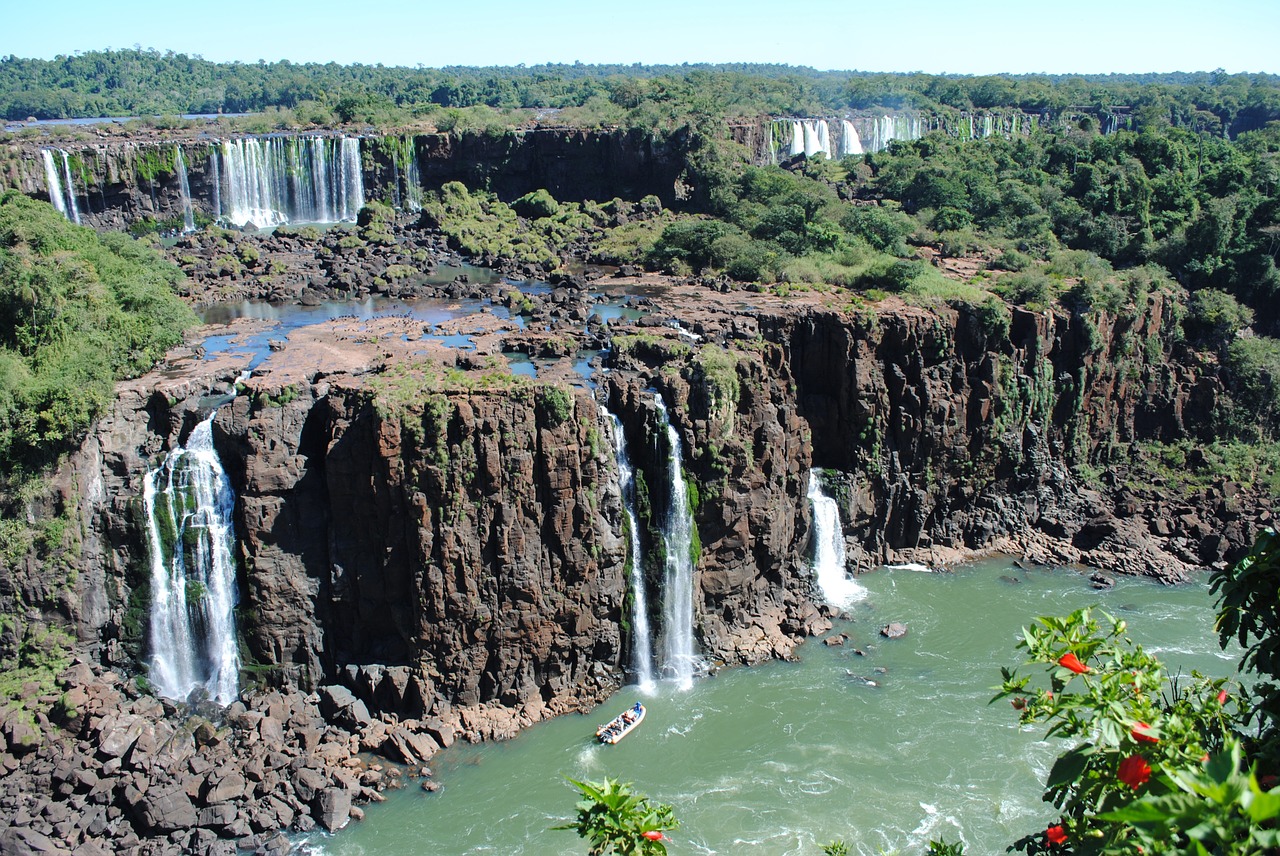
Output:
top-left (1046, 744), bottom-right (1094, 788)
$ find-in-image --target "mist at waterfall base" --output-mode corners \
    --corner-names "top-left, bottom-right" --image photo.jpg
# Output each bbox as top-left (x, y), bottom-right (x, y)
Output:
top-left (302, 563), bottom-right (1227, 855)
top-left (143, 414), bottom-right (240, 705)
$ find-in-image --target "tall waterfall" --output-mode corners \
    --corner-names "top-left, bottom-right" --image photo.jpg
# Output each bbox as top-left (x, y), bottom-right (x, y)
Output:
top-left (400, 141), bottom-right (423, 212)
top-left (175, 148), bottom-right (196, 233)
top-left (807, 470), bottom-right (867, 607)
top-left (867, 115), bottom-right (923, 153)
top-left (788, 119), bottom-right (832, 158)
top-left (653, 394), bottom-right (700, 689)
top-left (41, 149), bottom-right (81, 224)
top-left (217, 135), bottom-right (364, 228)
top-left (605, 409), bottom-right (656, 691)
top-left (143, 414), bottom-right (239, 704)
top-left (839, 120), bottom-right (864, 156)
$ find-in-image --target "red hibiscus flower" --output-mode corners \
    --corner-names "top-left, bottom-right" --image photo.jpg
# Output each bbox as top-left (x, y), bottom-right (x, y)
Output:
top-left (1118, 754), bottom-right (1152, 789)
top-left (1045, 824), bottom-right (1067, 846)
top-left (1058, 652), bottom-right (1089, 674)
top-left (1218, 689), bottom-right (1229, 705)
top-left (1131, 722), bottom-right (1159, 743)
top-left (642, 830), bottom-right (665, 842)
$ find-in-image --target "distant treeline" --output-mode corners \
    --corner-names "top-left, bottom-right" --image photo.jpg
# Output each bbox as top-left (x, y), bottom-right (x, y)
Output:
top-left (4, 49), bottom-right (1280, 135)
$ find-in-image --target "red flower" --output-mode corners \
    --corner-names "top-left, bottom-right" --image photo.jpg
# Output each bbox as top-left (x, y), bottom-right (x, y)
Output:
top-left (1057, 652), bottom-right (1089, 674)
top-left (1045, 824), bottom-right (1067, 846)
top-left (1218, 689), bottom-right (1229, 705)
top-left (1011, 697), bottom-right (1027, 710)
top-left (1130, 722), bottom-right (1159, 743)
top-left (642, 830), bottom-right (665, 842)
top-left (1118, 754), bottom-right (1152, 789)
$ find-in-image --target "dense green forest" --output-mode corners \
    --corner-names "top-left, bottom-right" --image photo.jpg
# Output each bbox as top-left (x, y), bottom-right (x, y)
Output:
top-left (0, 191), bottom-right (195, 473)
top-left (4, 49), bottom-right (1280, 136)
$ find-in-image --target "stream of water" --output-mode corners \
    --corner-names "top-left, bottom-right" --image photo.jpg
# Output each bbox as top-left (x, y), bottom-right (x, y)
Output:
top-left (301, 560), bottom-right (1230, 855)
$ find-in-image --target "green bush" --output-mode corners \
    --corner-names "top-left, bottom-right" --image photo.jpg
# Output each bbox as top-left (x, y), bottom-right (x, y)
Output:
top-left (0, 193), bottom-right (196, 467)
top-left (513, 188), bottom-right (561, 219)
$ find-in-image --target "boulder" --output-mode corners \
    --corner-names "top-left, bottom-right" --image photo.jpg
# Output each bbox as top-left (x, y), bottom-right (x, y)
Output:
top-left (880, 622), bottom-right (909, 640)
top-left (313, 787), bottom-right (352, 833)
top-left (135, 785), bottom-right (198, 832)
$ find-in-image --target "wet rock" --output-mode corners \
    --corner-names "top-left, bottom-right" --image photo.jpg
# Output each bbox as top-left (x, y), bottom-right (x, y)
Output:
top-left (313, 787), bottom-right (352, 833)
top-left (879, 622), bottom-right (908, 640)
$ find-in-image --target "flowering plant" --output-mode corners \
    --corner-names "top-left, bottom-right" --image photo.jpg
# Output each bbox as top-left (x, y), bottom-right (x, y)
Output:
top-left (993, 606), bottom-right (1279, 853)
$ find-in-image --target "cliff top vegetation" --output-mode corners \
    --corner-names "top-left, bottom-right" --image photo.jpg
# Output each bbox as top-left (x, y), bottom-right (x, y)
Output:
top-left (3, 49), bottom-right (1280, 138)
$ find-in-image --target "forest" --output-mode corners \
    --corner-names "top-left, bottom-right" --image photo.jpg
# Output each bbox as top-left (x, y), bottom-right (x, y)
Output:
top-left (4, 49), bottom-right (1280, 136)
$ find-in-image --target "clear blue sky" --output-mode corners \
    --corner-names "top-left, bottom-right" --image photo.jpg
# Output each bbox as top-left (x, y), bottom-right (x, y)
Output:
top-left (4, 0), bottom-right (1277, 75)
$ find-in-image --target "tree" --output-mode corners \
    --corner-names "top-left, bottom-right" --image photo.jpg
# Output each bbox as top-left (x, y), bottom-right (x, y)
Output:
top-left (554, 777), bottom-right (679, 855)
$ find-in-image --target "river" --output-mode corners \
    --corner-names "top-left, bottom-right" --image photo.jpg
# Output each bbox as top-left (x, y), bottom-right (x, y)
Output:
top-left (300, 559), bottom-right (1231, 855)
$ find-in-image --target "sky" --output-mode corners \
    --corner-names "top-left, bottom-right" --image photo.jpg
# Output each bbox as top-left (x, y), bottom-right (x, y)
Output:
top-left (3, 0), bottom-right (1278, 75)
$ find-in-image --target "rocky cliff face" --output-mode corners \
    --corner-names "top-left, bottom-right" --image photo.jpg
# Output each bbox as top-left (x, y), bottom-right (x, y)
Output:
top-left (3, 127), bottom-right (689, 232)
top-left (3, 277), bottom-right (1274, 851)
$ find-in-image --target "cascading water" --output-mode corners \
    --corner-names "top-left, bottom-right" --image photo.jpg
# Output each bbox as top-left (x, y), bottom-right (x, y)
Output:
top-left (217, 135), bottom-right (365, 228)
top-left (401, 139), bottom-right (423, 212)
top-left (806, 469), bottom-right (867, 607)
top-left (175, 148), bottom-right (196, 233)
top-left (41, 149), bottom-right (81, 224)
top-left (605, 409), bottom-right (656, 691)
top-left (143, 413), bottom-right (239, 704)
top-left (839, 120), bottom-right (864, 156)
top-left (653, 394), bottom-right (700, 689)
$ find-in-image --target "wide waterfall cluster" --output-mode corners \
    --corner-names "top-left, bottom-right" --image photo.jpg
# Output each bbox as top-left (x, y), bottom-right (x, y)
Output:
top-left (142, 414), bottom-right (240, 705)
top-left (216, 136), bottom-right (365, 229)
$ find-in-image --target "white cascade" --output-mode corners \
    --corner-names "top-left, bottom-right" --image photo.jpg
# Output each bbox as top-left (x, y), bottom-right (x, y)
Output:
top-left (983, 115), bottom-right (994, 138)
top-left (605, 410), bottom-right (656, 691)
top-left (653, 394), bottom-right (700, 689)
top-left (59, 150), bottom-right (82, 224)
top-left (41, 149), bottom-right (81, 223)
top-left (217, 135), bottom-right (365, 228)
top-left (41, 150), bottom-right (68, 219)
top-left (401, 138), bottom-right (423, 212)
top-left (175, 148), bottom-right (196, 233)
top-left (801, 120), bottom-right (831, 158)
top-left (789, 120), bottom-right (805, 157)
top-left (839, 120), bottom-right (864, 156)
top-left (806, 469), bottom-right (867, 607)
top-left (144, 414), bottom-right (240, 704)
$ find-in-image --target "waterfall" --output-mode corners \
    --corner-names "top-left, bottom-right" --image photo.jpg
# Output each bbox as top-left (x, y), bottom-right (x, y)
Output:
top-left (806, 470), bottom-right (867, 607)
top-left (839, 120), bottom-right (864, 156)
top-left (653, 394), bottom-right (700, 689)
top-left (983, 115), bottom-right (994, 138)
top-left (605, 409), bottom-right (656, 691)
top-left (41, 149), bottom-right (81, 224)
top-left (789, 120), bottom-right (804, 157)
top-left (217, 135), bottom-right (365, 228)
top-left (402, 140), bottom-right (423, 212)
top-left (143, 413), bottom-right (239, 704)
top-left (175, 148), bottom-right (196, 233)
top-left (867, 115), bottom-right (923, 153)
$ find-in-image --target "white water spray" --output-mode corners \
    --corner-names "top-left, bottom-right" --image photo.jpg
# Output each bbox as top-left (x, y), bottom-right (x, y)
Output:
top-left (839, 120), bottom-right (864, 156)
top-left (605, 409), bottom-right (656, 691)
top-left (806, 469), bottom-right (867, 607)
top-left (653, 394), bottom-right (700, 689)
top-left (175, 148), bottom-right (196, 233)
top-left (41, 149), bottom-right (81, 223)
top-left (217, 135), bottom-right (365, 228)
top-left (144, 414), bottom-right (239, 704)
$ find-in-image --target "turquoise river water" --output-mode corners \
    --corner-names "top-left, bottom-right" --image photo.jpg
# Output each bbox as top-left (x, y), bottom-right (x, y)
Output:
top-left (300, 560), bottom-right (1234, 855)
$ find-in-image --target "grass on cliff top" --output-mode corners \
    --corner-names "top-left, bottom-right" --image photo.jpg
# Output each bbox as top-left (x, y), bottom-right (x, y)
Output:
top-left (1124, 439), bottom-right (1280, 498)
top-left (366, 356), bottom-right (534, 419)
